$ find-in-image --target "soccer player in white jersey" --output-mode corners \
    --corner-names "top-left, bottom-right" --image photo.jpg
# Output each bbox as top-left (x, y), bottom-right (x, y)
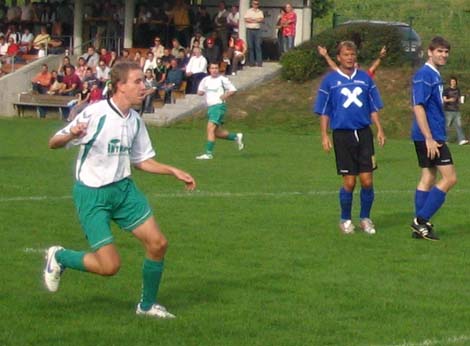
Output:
top-left (195, 63), bottom-right (244, 160)
top-left (43, 61), bottom-right (196, 319)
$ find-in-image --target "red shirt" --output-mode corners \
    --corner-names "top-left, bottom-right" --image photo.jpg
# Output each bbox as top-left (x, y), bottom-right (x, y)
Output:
top-left (63, 73), bottom-right (81, 91)
top-left (89, 88), bottom-right (103, 103)
top-left (281, 12), bottom-right (296, 37)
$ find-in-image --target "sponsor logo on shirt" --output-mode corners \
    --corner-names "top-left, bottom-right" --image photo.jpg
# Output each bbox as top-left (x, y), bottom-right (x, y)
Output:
top-left (107, 139), bottom-right (131, 155)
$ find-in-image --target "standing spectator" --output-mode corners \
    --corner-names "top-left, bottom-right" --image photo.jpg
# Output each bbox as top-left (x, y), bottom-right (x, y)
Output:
top-left (213, 1), bottom-right (229, 50)
top-left (169, 0), bottom-right (191, 48)
top-left (194, 6), bottom-right (212, 35)
top-left (44, 60), bottom-right (196, 319)
top-left (185, 47), bottom-right (207, 94)
top-left (276, 7), bottom-right (286, 56)
top-left (443, 77), bottom-right (468, 145)
top-left (227, 5), bottom-right (240, 35)
top-left (20, 0), bottom-right (34, 22)
top-left (313, 41), bottom-right (385, 235)
top-left (6, 0), bottom-right (21, 23)
top-left (244, 0), bottom-right (264, 67)
top-left (195, 63), bottom-right (244, 160)
top-left (31, 63), bottom-right (52, 94)
top-left (409, 36), bottom-right (457, 241)
top-left (280, 3), bottom-right (296, 53)
top-left (96, 60), bottom-right (111, 88)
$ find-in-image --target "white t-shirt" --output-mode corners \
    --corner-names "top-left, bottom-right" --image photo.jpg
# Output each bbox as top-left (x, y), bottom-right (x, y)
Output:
top-left (185, 55), bottom-right (208, 74)
top-left (56, 99), bottom-right (155, 187)
top-left (198, 75), bottom-right (237, 106)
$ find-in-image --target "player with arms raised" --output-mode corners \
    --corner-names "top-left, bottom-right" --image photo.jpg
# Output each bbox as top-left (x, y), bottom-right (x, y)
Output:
top-left (44, 61), bottom-right (196, 318)
top-left (313, 41), bottom-right (386, 235)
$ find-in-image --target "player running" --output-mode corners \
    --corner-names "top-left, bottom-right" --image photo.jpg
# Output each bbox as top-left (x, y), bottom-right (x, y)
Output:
top-left (43, 61), bottom-right (196, 318)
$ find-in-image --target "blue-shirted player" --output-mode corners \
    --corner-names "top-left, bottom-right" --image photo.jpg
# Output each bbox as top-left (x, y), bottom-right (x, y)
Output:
top-left (314, 41), bottom-right (386, 235)
top-left (410, 36), bottom-right (456, 241)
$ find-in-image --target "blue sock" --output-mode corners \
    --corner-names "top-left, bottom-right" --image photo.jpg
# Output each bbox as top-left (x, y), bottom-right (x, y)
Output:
top-left (417, 186), bottom-right (446, 221)
top-left (414, 190), bottom-right (430, 215)
top-left (339, 188), bottom-right (353, 220)
top-left (359, 187), bottom-right (374, 219)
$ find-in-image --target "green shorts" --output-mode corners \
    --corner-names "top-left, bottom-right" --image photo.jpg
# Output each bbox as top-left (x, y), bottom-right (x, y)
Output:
top-left (207, 103), bottom-right (227, 125)
top-left (73, 178), bottom-right (152, 251)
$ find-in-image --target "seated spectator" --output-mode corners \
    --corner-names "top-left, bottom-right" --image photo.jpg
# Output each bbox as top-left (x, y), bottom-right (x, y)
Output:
top-left (75, 56), bottom-right (88, 81)
top-left (142, 69), bottom-right (158, 113)
top-left (96, 60), bottom-right (111, 88)
top-left (67, 80), bottom-right (91, 121)
top-left (161, 47), bottom-right (175, 65)
top-left (5, 24), bottom-right (21, 44)
top-left (133, 50), bottom-right (145, 69)
top-left (19, 27), bottom-right (34, 53)
top-left (3, 36), bottom-right (22, 64)
top-left (37, 43), bottom-right (46, 58)
top-left (57, 55), bottom-right (73, 77)
top-left (99, 47), bottom-right (112, 65)
top-left (185, 47), bottom-right (207, 94)
top-left (47, 70), bottom-right (66, 95)
top-left (151, 36), bottom-right (165, 59)
top-left (204, 37), bottom-right (221, 65)
top-left (0, 36), bottom-right (8, 57)
top-left (171, 38), bottom-right (185, 57)
top-left (108, 50), bottom-right (118, 68)
top-left (31, 25), bottom-right (50, 54)
top-left (119, 49), bottom-right (131, 61)
top-left (80, 46), bottom-right (100, 71)
top-left (59, 65), bottom-right (81, 96)
top-left (160, 58), bottom-right (185, 103)
top-left (154, 58), bottom-right (167, 85)
top-left (225, 32), bottom-right (247, 75)
top-left (31, 63), bottom-right (52, 94)
top-left (176, 48), bottom-right (189, 70)
top-left (83, 67), bottom-right (98, 87)
top-left (142, 51), bottom-right (157, 72)
top-left (190, 31), bottom-right (206, 50)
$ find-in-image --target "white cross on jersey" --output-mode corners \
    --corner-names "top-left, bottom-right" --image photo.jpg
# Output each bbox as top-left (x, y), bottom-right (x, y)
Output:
top-left (341, 87), bottom-right (363, 108)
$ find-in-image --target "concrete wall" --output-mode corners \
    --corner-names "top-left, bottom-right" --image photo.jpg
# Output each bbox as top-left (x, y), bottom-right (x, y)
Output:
top-left (0, 55), bottom-right (63, 117)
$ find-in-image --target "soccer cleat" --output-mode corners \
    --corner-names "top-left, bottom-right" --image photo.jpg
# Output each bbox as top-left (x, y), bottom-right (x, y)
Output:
top-left (360, 218), bottom-right (376, 235)
top-left (235, 133), bottom-right (244, 150)
top-left (136, 303), bottom-right (176, 319)
top-left (459, 139), bottom-right (469, 145)
top-left (410, 218), bottom-right (440, 241)
top-left (195, 153), bottom-right (213, 160)
top-left (44, 246), bottom-right (65, 292)
top-left (339, 220), bottom-right (355, 234)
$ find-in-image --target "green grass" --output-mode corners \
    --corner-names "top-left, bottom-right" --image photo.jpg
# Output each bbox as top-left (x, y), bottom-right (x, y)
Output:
top-left (1, 113), bottom-right (470, 346)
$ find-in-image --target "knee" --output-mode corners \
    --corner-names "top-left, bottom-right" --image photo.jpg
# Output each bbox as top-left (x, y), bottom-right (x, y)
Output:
top-left (100, 260), bottom-right (121, 276)
top-left (148, 236), bottom-right (168, 257)
top-left (445, 174), bottom-right (457, 189)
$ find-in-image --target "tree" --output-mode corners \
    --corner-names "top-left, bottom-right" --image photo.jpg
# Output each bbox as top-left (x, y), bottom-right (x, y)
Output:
top-left (312, 0), bottom-right (333, 19)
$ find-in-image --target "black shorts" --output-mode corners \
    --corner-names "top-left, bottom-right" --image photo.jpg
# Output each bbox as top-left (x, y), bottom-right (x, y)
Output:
top-left (332, 127), bottom-right (376, 176)
top-left (414, 141), bottom-right (453, 168)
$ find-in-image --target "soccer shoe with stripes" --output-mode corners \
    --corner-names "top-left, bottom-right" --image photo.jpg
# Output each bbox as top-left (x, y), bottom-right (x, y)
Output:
top-left (136, 303), bottom-right (176, 319)
top-left (196, 153), bottom-right (213, 160)
top-left (44, 246), bottom-right (65, 292)
top-left (411, 218), bottom-right (440, 241)
top-left (235, 133), bottom-right (244, 150)
top-left (339, 220), bottom-right (355, 234)
top-left (360, 218), bottom-right (376, 235)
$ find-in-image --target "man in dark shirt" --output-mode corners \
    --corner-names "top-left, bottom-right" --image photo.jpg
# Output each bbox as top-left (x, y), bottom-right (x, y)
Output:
top-left (160, 58), bottom-right (185, 103)
top-left (203, 38), bottom-right (221, 65)
top-left (443, 76), bottom-right (468, 145)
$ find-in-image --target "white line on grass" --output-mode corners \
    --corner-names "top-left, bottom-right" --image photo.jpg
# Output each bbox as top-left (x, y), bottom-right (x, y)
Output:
top-left (377, 335), bottom-right (470, 346)
top-left (2, 188), bottom-right (470, 203)
top-left (23, 247), bottom-right (46, 253)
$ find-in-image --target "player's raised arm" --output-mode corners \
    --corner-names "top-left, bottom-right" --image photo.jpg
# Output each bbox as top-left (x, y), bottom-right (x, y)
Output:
top-left (48, 122), bottom-right (88, 149)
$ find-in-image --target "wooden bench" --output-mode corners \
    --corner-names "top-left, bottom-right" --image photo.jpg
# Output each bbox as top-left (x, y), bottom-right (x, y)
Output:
top-left (13, 92), bottom-right (76, 119)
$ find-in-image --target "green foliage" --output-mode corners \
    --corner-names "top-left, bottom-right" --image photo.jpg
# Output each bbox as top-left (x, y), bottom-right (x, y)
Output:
top-left (311, 0), bottom-right (333, 19)
top-left (280, 23), bottom-right (409, 82)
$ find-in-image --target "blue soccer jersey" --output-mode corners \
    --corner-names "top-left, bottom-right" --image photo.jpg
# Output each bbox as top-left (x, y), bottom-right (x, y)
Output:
top-left (313, 69), bottom-right (383, 130)
top-left (411, 63), bottom-right (446, 141)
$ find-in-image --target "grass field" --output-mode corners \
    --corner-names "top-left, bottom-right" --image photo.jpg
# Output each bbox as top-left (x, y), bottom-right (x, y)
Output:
top-left (1, 103), bottom-right (470, 346)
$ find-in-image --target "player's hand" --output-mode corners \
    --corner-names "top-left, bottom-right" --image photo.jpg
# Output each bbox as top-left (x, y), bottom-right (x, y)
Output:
top-left (174, 169), bottom-right (196, 191)
top-left (321, 135), bottom-right (332, 153)
top-left (425, 138), bottom-right (442, 160)
top-left (317, 45), bottom-right (327, 57)
top-left (377, 130), bottom-right (386, 147)
top-left (70, 122), bottom-right (88, 138)
top-left (379, 46), bottom-right (387, 58)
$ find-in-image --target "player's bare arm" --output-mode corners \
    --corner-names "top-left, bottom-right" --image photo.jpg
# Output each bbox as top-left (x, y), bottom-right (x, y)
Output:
top-left (220, 90), bottom-right (236, 101)
top-left (319, 115), bottom-right (332, 153)
top-left (413, 104), bottom-right (442, 159)
top-left (134, 159), bottom-right (196, 190)
top-left (48, 122), bottom-right (88, 149)
top-left (371, 112), bottom-right (386, 147)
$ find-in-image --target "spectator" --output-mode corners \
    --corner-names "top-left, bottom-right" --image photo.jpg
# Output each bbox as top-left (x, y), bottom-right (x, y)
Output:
top-left (142, 69), bottom-right (158, 114)
top-left (276, 7), bottom-right (286, 56)
top-left (203, 37), bottom-right (221, 65)
top-left (133, 50), bottom-right (145, 69)
top-left (213, 1), bottom-right (229, 49)
top-left (57, 55), bottom-right (73, 77)
top-left (60, 65), bottom-right (81, 96)
top-left (151, 36), bottom-right (164, 59)
top-left (161, 47), bottom-right (175, 65)
top-left (143, 51), bottom-right (157, 73)
top-left (6, 1), bottom-right (21, 23)
top-left (19, 27), bottom-right (34, 53)
top-left (185, 47), bottom-right (207, 94)
top-left (96, 60), bottom-right (111, 88)
top-left (280, 3), bottom-right (296, 53)
top-left (82, 67), bottom-right (98, 87)
top-left (176, 48), bottom-right (189, 69)
top-left (5, 24), bottom-right (21, 43)
top-left (169, 0), bottom-right (191, 47)
top-left (47, 70), bottom-right (66, 95)
top-left (190, 31), bottom-right (206, 50)
top-left (226, 32), bottom-right (247, 75)
top-left (67, 80), bottom-right (91, 121)
top-left (444, 76), bottom-right (468, 145)
top-left (194, 5), bottom-right (212, 35)
top-left (108, 50), bottom-right (118, 68)
top-left (0, 36), bottom-right (8, 57)
top-left (31, 25), bottom-right (50, 54)
top-left (20, 0), bottom-right (35, 22)
top-left (171, 38), bottom-right (185, 58)
top-left (160, 58), bottom-right (185, 103)
top-left (99, 47), bottom-right (112, 66)
top-left (119, 49), bottom-right (131, 61)
top-left (153, 58), bottom-right (167, 85)
top-left (81, 46), bottom-right (100, 71)
top-left (31, 63), bottom-right (52, 94)
top-left (75, 57), bottom-right (88, 81)
top-left (244, 0), bottom-right (264, 67)
top-left (227, 5), bottom-right (240, 35)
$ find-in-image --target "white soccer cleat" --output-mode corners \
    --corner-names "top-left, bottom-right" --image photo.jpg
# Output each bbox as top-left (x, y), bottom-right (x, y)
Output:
top-left (195, 153), bottom-right (213, 160)
top-left (458, 139), bottom-right (469, 145)
top-left (136, 303), bottom-right (176, 319)
top-left (360, 218), bottom-right (376, 235)
top-left (339, 220), bottom-right (355, 234)
top-left (44, 246), bottom-right (64, 292)
top-left (235, 133), bottom-right (244, 150)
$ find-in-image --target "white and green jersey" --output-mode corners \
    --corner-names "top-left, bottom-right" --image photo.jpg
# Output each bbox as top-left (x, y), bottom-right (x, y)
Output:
top-left (198, 75), bottom-right (237, 107)
top-left (56, 99), bottom-right (155, 188)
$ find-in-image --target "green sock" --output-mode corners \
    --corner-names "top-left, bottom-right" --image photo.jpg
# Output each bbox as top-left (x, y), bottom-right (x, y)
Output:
top-left (140, 259), bottom-right (164, 311)
top-left (205, 141), bottom-right (215, 154)
top-left (56, 249), bottom-right (87, 272)
top-left (227, 133), bottom-right (237, 141)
